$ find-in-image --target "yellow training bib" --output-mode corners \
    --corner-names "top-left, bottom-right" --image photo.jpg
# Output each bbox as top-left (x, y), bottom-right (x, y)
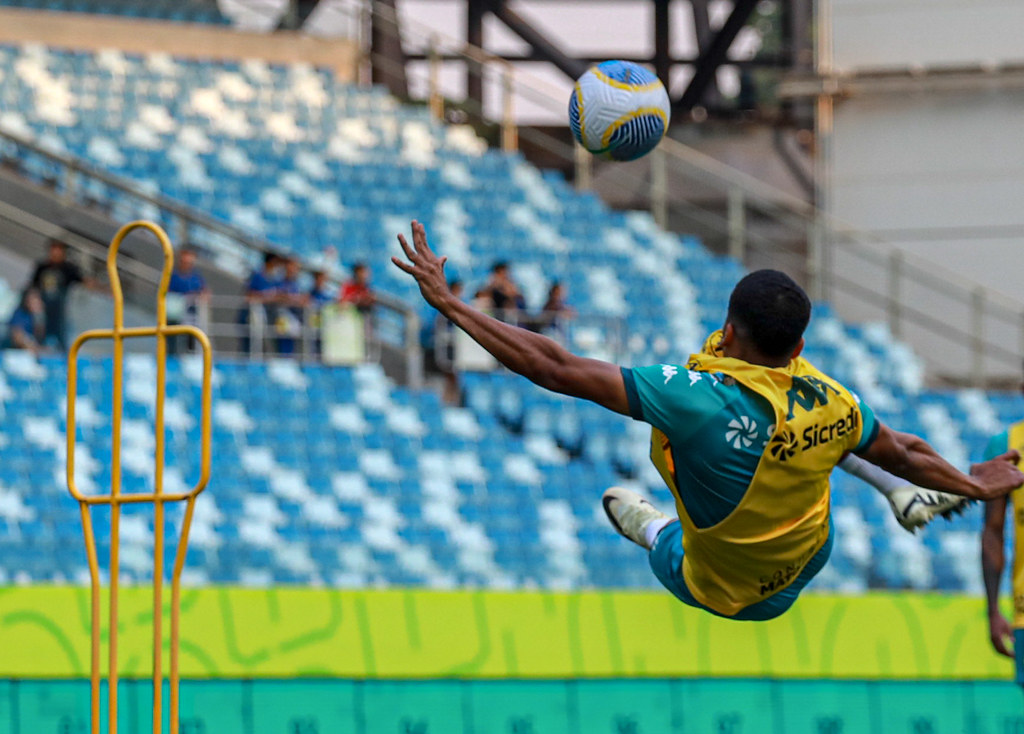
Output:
top-left (650, 337), bottom-right (865, 616)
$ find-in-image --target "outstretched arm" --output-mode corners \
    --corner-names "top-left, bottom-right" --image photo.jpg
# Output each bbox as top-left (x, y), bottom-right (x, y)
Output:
top-left (392, 221), bottom-right (629, 415)
top-left (858, 422), bottom-right (1023, 500)
top-left (982, 495), bottom-right (1014, 657)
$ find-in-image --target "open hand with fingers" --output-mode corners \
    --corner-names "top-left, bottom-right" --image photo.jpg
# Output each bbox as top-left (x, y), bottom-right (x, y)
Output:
top-left (391, 220), bottom-right (454, 312)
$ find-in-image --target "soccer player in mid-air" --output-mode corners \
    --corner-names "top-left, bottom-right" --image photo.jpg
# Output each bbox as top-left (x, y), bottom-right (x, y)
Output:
top-left (393, 221), bottom-right (1024, 621)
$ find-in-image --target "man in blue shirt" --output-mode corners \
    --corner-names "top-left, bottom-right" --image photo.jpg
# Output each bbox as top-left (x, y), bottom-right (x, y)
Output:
top-left (275, 257), bottom-right (306, 355)
top-left (5, 289), bottom-right (46, 355)
top-left (167, 247), bottom-right (208, 355)
top-left (240, 253), bottom-right (283, 354)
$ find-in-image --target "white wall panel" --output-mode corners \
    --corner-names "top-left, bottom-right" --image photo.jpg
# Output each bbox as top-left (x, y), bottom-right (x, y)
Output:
top-left (830, 0), bottom-right (1024, 70)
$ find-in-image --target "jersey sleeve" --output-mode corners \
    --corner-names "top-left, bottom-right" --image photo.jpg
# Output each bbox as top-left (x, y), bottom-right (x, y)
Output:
top-left (621, 364), bottom-right (705, 433)
top-left (850, 393), bottom-right (879, 454)
top-left (983, 430), bottom-right (1009, 461)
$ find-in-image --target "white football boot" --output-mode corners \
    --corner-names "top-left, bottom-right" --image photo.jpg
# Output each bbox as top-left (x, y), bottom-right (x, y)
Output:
top-left (602, 486), bottom-right (670, 550)
top-left (887, 485), bottom-right (973, 534)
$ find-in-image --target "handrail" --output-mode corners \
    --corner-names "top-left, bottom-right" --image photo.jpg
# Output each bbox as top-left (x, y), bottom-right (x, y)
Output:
top-left (0, 196), bottom-right (167, 288)
top-left (0, 128), bottom-right (283, 273)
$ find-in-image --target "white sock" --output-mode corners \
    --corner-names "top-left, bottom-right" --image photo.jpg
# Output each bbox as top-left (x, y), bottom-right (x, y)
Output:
top-left (838, 453), bottom-right (905, 499)
top-left (643, 517), bottom-right (673, 549)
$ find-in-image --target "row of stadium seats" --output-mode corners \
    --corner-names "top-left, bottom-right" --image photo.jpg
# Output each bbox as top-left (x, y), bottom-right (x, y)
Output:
top-left (0, 353), bottom-right (1015, 594)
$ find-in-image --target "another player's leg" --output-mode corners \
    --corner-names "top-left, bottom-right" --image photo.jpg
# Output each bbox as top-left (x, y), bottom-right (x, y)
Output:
top-left (837, 453), bottom-right (971, 533)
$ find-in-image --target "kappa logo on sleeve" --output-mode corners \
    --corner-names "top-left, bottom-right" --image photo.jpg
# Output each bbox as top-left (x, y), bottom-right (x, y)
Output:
top-left (661, 365), bottom-right (678, 384)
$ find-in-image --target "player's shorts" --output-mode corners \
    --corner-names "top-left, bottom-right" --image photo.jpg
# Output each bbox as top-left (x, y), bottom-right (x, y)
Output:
top-left (1015, 630), bottom-right (1024, 686)
top-left (648, 520), bottom-right (834, 622)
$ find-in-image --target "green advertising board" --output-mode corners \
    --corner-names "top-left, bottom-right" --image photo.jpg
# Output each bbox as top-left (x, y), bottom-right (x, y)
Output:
top-left (0, 586), bottom-right (1010, 679)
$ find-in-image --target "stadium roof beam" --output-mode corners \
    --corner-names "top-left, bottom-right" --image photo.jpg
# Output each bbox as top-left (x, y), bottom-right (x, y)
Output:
top-left (688, 0), bottom-right (719, 102)
top-left (467, 0), bottom-right (485, 110)
top-left (484, 0), bottom-right (590, 81)
top-left (405, 51), bottom-right (787, 67)
top-left (371, 0), bottom-right (409, 100)
top-left (277, 0), bottom-right (321, 30)
top-left (674, 0), bottom-right (760, 114)
top-left (653, 0), bottom-right (671, 86)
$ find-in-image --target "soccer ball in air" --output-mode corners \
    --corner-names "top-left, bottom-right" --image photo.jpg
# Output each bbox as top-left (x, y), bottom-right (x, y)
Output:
top-left (569, 60), bottom-right (671, 162)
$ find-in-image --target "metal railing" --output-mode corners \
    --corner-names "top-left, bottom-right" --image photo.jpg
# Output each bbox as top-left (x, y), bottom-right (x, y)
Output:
top-left (430, 306), bottom-right (627, 371)
top-left (192, 293), bottom-right (416, 359)
top-left (0, 129), bottom-right (276, 279)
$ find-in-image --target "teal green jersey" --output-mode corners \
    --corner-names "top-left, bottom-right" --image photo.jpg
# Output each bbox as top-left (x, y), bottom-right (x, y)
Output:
top-left (984, 430), bottom-right (1009, 461)
top-left (622, 364), bottom-right (878, 528)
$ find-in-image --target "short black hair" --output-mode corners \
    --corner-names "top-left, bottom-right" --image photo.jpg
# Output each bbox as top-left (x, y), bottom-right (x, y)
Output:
top-left (726, 269), bottom-right (810, 358)
top-left (491, 261), bottom-right (509, 273)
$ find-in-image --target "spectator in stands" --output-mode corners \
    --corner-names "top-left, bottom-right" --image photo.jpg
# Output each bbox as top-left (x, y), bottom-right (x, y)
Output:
top-left (5, 288), bottom-right (47, 355)
top-left (308, 270), bottom-right (334, 356)
top-left (240, 252), bottom-right (283, 354)
top-left (30, 240), bottom-right (95, 350)
top-left (534, 281), bottom-right (575, 339)
top-left (167, 246), bottom-right (209, 355)
top-left (275, 257), bottom-right (307, 355)
top-left (340, 263), bottom-right (376, 313)
top-left (481, 261), bottom-right (525, 322)
top-left (309, 270), bottom-right (334, 311)
top-left (431, 279), bottom-right (464, 405)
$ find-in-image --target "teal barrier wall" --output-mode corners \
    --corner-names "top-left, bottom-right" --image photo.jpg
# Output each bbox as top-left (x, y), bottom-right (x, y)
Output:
top-left (0, 679), bottom-right (1020, 734)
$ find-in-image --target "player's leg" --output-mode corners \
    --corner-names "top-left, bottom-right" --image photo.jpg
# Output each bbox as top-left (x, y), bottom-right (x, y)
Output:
top-left (603, 487), bottom-right (740, 616)
top-left (601, 487), bottom-right (706, 610)
top-left (603, 486), bottom-right (831, 621)
top-left (601, 486), bottom-right (672, 550)
top-left (837, 453), bottom-right (971, 533)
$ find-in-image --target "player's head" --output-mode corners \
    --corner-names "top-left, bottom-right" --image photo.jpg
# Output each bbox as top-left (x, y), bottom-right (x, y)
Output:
top-left (723, 270), bottom-right (810, 365)
top-left (352, 263), bottom-right (369, 283)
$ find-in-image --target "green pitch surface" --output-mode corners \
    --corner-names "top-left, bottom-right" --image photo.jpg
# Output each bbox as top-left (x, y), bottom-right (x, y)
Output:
top-left (0, 679), bottom-right (1020, 734)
